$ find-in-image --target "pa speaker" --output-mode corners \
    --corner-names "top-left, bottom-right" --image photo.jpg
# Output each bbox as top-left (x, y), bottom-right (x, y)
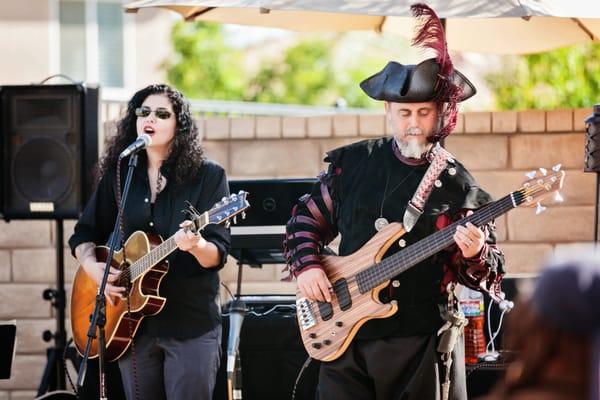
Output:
top-left (0, 84), bottom-right (99, 220)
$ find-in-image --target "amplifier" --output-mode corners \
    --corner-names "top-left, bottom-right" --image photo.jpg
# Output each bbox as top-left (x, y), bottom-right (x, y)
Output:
top-left (214, 296), bottom-right (318, 400)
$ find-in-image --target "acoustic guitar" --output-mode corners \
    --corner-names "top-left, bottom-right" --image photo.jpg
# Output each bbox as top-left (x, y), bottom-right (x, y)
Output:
top-left (71, 191), bottom-right (249, 361)
top-left (296, 166), bottom-right (565, 361)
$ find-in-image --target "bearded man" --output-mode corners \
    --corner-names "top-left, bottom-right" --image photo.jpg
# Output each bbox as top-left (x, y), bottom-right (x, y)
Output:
top-left (284, 4), bottom-right (505, 400)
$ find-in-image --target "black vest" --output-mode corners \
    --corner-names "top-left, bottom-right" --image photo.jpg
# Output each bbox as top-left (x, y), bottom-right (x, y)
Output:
top-left (325, 137), bottom-right (492, 339)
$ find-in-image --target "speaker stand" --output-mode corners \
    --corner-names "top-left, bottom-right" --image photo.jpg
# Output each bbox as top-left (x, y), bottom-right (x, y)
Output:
top-left (37, 219), bottom-right (79, 396)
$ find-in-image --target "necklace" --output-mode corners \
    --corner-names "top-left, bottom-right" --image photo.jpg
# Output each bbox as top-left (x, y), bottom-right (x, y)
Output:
top-left (156, 169), bottom-right (163, 194)
top-left (374, 168), bottom-right (418, 231)
top-left (151, 168), bottom-right (164, 203)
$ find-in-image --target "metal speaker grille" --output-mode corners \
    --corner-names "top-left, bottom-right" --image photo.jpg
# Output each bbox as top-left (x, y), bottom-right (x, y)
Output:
top-left (11, 137), bottom-right (74, 202)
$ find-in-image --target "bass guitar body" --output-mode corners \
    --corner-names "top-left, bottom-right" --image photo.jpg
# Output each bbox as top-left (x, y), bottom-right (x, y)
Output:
top-left (296, 222), bottom-right (405, 362)
top-left (70, 231), bottom-right (168, 362)
top-left (297, 167), bottom-right (565, 362)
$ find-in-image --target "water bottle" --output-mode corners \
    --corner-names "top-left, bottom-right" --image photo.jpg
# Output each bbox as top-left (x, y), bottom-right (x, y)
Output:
top-left (459, 286), bottom-right (486, 364)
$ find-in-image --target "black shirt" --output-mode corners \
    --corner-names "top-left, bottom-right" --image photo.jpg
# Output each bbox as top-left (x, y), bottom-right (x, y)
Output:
top-left (69, 156), bottom-right (231, 339)
top-left (285, 137), bottom-right (504, 339)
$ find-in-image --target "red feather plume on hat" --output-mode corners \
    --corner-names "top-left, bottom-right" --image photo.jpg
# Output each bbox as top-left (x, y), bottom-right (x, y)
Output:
top-left (410, 3), bottom-right (462, 141)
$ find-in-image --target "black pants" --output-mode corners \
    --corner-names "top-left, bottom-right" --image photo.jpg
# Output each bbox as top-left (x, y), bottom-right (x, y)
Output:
top-left (317, 334), bottom-right (467, 400)
top-left (75, 358), bottom-right (126, 400)
top-left (118, 326), bottom-right (222, 400)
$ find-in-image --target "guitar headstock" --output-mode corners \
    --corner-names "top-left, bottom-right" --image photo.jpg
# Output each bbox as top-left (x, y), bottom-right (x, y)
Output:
top-left (517, 165), bottom-right (566, 212)
top-left (184, 191), bottom-right (250, 233)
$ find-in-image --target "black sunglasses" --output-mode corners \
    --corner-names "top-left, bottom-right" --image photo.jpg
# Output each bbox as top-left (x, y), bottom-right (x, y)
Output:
top-left (135, 106), bottom-right (172, 120)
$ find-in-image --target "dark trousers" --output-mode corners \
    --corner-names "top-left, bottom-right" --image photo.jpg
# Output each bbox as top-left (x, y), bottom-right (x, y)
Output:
top-left (118, 326), bottom-right (221, 400)
top-left (317, 334), bottom-right (467, 400)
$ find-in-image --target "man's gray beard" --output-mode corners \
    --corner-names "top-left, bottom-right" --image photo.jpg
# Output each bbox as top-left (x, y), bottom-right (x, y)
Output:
top-left (395, 137), bottom-right (430, 159)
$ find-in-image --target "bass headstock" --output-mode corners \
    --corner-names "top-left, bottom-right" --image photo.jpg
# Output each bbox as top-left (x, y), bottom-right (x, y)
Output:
top-left (517, 165), bottom-right (566, 213)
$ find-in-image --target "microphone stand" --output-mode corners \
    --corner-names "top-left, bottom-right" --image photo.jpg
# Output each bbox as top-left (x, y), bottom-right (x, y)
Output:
top-left (227, 253), bottom-right (248, 400)
top-left (76, 153), bottom-right (139, 399)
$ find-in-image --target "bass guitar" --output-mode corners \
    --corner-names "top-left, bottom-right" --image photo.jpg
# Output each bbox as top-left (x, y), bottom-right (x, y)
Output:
top-left (296, 166), bottom-right (565, 361)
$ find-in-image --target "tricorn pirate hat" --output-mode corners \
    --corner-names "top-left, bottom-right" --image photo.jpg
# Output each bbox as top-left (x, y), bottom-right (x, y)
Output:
top-left (359, 58), bottom-right (476, 103)
top-left (360, 3), bottom-right (475, 140)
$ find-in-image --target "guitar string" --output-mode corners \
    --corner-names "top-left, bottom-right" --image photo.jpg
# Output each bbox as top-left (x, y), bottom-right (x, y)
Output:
top-left (363, 184), bottom-right (547, 290)
top-left (345, 182), bottom-right (550, 312)
top-left (309, 183), bottom-right (552, 315)
top-left (308, 208), bottom-right (497, 319)
top-left (357, 193), bottom-right (516, 293)
top-left (118, 205), bottom-right (244, 282)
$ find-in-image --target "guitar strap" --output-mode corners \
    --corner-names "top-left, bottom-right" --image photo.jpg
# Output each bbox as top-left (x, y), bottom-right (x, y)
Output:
top-left (401, 144), bottom-right (463, 400)
top-left (402, 143), bottom-right (456, 232)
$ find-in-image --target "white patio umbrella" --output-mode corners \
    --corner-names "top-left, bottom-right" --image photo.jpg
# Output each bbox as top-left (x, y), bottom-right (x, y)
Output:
top-left (125, 0), bottom-right (600, 54)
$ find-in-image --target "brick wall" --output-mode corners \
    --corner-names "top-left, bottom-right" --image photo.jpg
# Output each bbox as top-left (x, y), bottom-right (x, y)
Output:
top-left (0, 108), bottom-right (596, 397)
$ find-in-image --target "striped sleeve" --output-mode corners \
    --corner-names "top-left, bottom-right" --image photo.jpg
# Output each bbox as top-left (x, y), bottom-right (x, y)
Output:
top-left (438, 210), bottom-right (506, 302)
top-left (282, 165), bottom-right (340, 280)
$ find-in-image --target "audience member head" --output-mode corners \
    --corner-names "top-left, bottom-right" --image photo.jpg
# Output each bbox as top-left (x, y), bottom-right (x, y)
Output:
top-left (497, 246), bottom-right (600, 400)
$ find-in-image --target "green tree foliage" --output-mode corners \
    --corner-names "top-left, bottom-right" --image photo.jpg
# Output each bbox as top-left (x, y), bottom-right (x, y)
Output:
top-left (486, 43), bottom-right (600, 110)
top-left (246, 39), bottom-right (337, 104)
top-left (334, 60), bottom-right (386, 109)
top-left (165, 21), bottom-right (382, 107)
top-left (164, 21), bottom-right (245, 100)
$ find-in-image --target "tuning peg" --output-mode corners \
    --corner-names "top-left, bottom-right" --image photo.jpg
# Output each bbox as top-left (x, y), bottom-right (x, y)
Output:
top-left (539, 168), bottom-right (547, 176)
top-left (552, 163), bottom-right (562, 172)
top-left (241, 211), bottom-right (246, 219)
top-left (224, 220), bottom-right (231, 228)
top-left (231, 194), bottom-right (238, 201)
top-left (554, 192), bottom-right (564, 203)
top-left (526, 170), bottom-right (537, 179)
top-left (535, 202), bottom-right (547, 215)
top-left (233, 216), bottom-right (237, 224)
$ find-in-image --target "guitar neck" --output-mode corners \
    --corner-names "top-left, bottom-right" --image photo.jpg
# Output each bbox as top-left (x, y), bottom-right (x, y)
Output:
top-left (356, 192), bottom-right (521, 293)
top-left (128, 235), bottom-right (179, 282)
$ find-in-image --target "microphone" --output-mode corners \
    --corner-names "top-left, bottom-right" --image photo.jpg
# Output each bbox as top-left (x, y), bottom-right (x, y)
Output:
top-left (119, 134), bottom-right (152, 159)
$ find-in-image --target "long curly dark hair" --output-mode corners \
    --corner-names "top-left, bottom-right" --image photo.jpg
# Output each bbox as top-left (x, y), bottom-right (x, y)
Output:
top-left (98, 84), bottom-right (204, 185)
